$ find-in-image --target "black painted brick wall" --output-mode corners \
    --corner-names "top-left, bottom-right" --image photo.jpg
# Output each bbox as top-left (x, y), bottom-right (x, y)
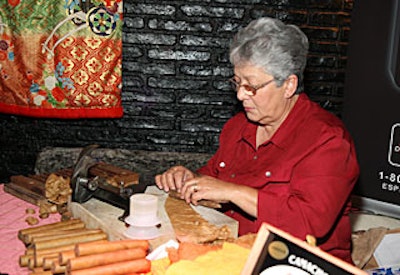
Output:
top-left (0, 0), bottom-right (354, 182)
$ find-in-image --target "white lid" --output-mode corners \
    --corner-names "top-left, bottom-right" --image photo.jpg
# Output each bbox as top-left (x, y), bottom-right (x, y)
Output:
top-left (126, 193), bottom-right (160, 226)
top-left (123, 225), bottom-right (160, 240)
top-left (125, 214), bottom-right (161, 227)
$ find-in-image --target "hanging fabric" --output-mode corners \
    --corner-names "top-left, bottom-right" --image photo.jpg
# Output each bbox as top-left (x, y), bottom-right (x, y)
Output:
top-left (0, 0), bottom-right (123, 118)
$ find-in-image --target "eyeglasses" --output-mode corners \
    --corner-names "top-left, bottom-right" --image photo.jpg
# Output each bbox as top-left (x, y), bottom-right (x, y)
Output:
top-left (229, 77), bottom-right (275, 96)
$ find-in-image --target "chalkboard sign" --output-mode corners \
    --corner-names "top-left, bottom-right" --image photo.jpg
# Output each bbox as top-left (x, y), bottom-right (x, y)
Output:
top-left (241, 223), bottom-right (367, 275)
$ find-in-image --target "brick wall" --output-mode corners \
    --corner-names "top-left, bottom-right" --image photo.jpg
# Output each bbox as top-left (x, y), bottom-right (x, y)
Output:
top-left (0, 0), bottom-right (354, 181)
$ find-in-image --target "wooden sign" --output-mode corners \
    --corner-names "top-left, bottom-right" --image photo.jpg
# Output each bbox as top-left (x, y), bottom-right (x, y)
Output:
top-left (241, 223), bottom-right (368, 275)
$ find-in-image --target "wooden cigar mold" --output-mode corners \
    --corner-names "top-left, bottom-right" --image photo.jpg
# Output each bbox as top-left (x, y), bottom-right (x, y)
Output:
top-left (5, 145), bottom-right (146, 221)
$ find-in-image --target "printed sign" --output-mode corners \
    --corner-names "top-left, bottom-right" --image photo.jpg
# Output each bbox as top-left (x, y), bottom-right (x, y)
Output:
top-left (343, 0), bottom-right (400, 212)
top-left (388, 124), bottom-right (400, 167)
top-left (241, 223), bottom-right (367, 275)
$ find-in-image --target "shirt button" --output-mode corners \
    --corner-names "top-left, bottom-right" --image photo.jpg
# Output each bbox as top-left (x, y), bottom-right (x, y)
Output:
top-left (230, 174), bottom-right (235, 178)
top-left (219, 162), bottom-right (226, 168)
top-left (253, 155), bottom-right (258, 160)
top-left (265, 171), bottom-right (272, 177)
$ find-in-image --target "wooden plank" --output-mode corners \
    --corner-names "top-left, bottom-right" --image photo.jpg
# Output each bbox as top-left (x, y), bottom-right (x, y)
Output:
top-left (89, 163), bottom-right (139, 187)
top-left (4, 181), bottom-right (44, 206)
top-left (4, 175), bottom-right (46, 205)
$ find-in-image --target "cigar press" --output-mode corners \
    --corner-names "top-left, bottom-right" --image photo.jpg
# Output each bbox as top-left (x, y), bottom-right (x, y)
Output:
top-left (71, 144), bottom-right (145, 221)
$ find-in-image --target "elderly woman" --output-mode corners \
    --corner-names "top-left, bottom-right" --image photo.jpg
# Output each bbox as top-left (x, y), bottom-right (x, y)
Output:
top-left (155, 17), bottom-right (359, 263)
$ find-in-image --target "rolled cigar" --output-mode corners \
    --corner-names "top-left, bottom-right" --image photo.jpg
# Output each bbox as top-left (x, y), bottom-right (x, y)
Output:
top-left (42, 256), bottom-right (58, 270)
top-left (59, 249), bottom-right (76, 265)
top-left (68, 258), bottom-right (151, 275)
top-left (31, 267), bottom-right (49, 273)
top-left (26, 224), bottom-right (87, 244)
top-left (168, 190), bottom-right (222, 208)
top-left (34, 240), bottom-right (104, 265)
top-left (28, 257), bottom-right (36, 270)
top-left (34, 232), bottom-right (107, 250)
top-left (51, 261), bottom-right (66, 274)
top-left (32, 229), bottom-right (102, 243)
top-left (35, 252), bottom-right (58, 268)
top-left (67, 247), bottom-right (147, 271)
top-left (19, 254), bottom-right (33, 267)
top-left (35, 243), bottom-right (76, 255)
top-left (26, 247), bottom-right (34, 255)
top-left (19, 219), bottom-right (84, 242)
top-left (19, 219), bottom-right (83, 236)
top-left (75, 239), bottom-right (149, 256)
top-left (29, 269), bottom-right (53, 275)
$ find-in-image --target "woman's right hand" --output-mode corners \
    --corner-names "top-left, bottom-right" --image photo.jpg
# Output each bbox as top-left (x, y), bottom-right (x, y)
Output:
top-left (154, 165), bottom-right (196, 192)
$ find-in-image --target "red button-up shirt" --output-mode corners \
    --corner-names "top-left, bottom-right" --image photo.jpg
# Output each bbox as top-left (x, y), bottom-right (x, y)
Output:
top-left (197, 93), bottom-right (359, 262)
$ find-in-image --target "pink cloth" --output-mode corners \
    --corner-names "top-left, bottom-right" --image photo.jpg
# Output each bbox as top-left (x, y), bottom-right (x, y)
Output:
top-left (0, 184), bottom-right (61, 275)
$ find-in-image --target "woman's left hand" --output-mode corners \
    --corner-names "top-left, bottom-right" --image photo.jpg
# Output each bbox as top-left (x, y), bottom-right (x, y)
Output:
top-left (180, 175), bottom-right (233, 205)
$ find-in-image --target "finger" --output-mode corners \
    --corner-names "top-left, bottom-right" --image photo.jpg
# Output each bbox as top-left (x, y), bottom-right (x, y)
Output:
top-left (155, 174), bottom-right (170, 191)
top-left (183, 182), bottom-right (198, 203)
top-left (156, 172), bottom-right (167, 191)
top-left (172, 170), bottom-right (186, 191)
top-left (182, 177), bottom-right (199, 190)
top-left (164, 171), bottom-right (177, 192)
top-left (154, 175), bottom-right (162, 189)
top-left (183, 170), bottom-right (195, 182)
top-left (155, 173), bottom-right (165, 191)
top-left (180, 178), bottom-right (192, 194)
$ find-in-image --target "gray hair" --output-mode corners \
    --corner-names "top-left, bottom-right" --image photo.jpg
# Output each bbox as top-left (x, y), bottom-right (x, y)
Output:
top-left (229, 17), bottom-right (309, 94)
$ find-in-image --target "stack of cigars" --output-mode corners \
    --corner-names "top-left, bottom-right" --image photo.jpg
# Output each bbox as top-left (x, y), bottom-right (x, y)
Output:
top-left (18, 219), bottom-right (151, 275)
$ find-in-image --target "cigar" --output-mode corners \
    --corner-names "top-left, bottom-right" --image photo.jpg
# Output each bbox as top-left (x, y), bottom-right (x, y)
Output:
top-left (19, 254), bottom-right (33, 267)
top-left (67, 247), bottom-right (147, 271)
top-left (42, 256), bottom-right (58, 270)
top-left (51, 261), bottom-right (66, 274)
top-left (34, 252), bottom-right (58, 268)
top-left (25, 224), bottom-right (87, 244)
top-left (28, 269), bottom-right (53, 275)
top-left (35, 243), bottom-right (76, 255)
top-left (67, 258), bottom-right (151, 275)
top-left (26, 247), bottom-right (34, 255)
top-left (19, 219), bottom-right (84, 243)
top-left (59, 249), bottom-right (76, 265)
top-left (28, 257), bottom-right (36, 270)
top-left (34, 243), bottom-right (84, 267)
top-left (32, 229), bottom-right (102, 243)
top-left (31, 267), bottom-right (50, 273)
top-left (168, 190), bottom-right (222, 208)
top-left (34, 232), bottom-right (108, 250)
top-left (34, 236), bottom-right (106, 268)
top-left (75, 239), bottom-right (148, 256)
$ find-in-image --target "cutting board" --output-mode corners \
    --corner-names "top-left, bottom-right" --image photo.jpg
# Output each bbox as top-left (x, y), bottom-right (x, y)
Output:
top-left (70, 186), bottom-right (239, 250)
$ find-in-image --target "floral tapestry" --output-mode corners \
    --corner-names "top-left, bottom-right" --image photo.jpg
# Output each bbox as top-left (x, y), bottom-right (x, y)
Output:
top-left (0, 0), bottom-right (123, 118)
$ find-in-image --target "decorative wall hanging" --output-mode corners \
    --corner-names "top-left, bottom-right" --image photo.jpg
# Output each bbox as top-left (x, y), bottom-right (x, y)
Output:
top-left (0, 0), bottom-right (123, 118)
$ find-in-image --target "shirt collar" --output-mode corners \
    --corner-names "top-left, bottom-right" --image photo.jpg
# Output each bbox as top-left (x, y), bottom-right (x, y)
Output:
top-left (240, 93), bottom-right (309, 150)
